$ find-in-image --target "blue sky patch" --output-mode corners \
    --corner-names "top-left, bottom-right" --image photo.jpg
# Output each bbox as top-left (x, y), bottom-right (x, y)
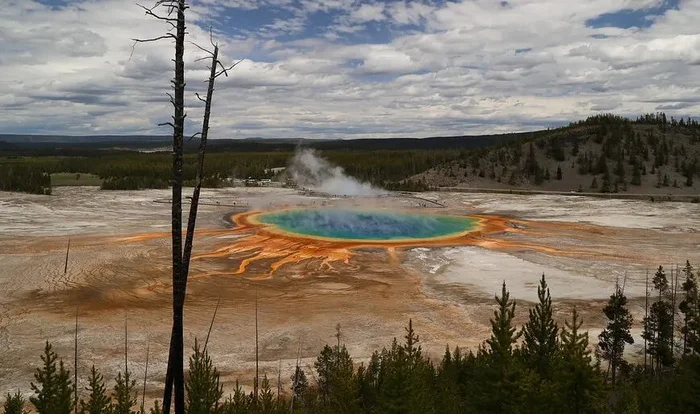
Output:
top-left (586, 0), bottom-right (680, 29)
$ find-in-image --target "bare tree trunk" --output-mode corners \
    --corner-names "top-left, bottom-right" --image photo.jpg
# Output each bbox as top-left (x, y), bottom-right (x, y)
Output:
top-left (182, 45), bottom-right (218, 276)
top-left (64, 238), bottom-right (71, 275)
top-left (167, 0), bottom-right (187, 412)
top-left (74, 307), bottom-right (78, 413)
top-left (254, 288), bottom-right (259, 405)
top-left (142, 340), bottom-right (150, 412)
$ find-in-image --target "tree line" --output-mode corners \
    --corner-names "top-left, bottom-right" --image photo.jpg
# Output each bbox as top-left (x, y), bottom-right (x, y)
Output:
top-left (429, 113), bottom-right (700, 191)
top-left (5, 262), bottom-right (699, 413)
top-left (0, 163), bottom-right (51, 195)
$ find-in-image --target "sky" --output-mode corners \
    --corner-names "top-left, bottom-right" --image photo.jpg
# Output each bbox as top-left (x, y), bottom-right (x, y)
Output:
top-left (0, 0), bottom-right (698, 139)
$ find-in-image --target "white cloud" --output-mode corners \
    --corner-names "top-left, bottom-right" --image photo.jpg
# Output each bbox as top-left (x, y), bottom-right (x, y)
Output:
top-left (350, 3), bottom-right (386, 23)
top-left (0, 0), bottom-right (699, 138)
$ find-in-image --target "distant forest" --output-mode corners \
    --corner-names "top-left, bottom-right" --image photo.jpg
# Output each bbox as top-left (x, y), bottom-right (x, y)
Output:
top-left (418, 113), bottom-right (700, 194)
top-left (1, 113), bottom-right (699, 195)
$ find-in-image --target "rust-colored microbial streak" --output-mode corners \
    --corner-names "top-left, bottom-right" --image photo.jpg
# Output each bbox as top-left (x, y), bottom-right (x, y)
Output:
top-left (186, 210), bottom-right (618, 279)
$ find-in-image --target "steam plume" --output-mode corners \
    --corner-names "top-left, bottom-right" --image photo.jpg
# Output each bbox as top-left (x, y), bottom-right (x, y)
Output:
top-left (288, 149), bottom-right (386, 197)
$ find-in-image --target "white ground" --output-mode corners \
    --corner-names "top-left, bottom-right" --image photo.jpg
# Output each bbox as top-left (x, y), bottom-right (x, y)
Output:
top-left (0, 187), bottom-right (698, 403)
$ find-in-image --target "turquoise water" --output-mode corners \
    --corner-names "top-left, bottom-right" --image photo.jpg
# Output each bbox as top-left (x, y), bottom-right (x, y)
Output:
top-left (257, 209), bottom-right (476, 241)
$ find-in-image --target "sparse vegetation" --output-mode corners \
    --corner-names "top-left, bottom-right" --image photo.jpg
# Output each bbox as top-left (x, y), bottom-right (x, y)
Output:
top-left (4, 266), bottom-right (699, 413)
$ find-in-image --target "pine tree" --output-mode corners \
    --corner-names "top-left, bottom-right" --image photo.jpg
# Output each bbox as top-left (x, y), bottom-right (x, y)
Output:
top-left (598, 284), bottom-right (634, 387)
top-left (258, 375), bottom-right (275, 414)
top-left (521, 274), bottom-right (559, 378)
top-left (3, 391), bottom-right (28, 414)
top-left (149, 400), bottom-right (163, 414)
top-left (488, 282), bottom-right (521, 362)
top-left (185, 339), bottom-right (223, 413)
top-left (79, 365), bottom-right (111, 414)
top-left (112, 370), bottom-right (137, 414)
top-left (221, 381), bottom-right (250, 414)
top-left (30, 341), bottom-right (74, 414)
top-left (479, 282), bottom-right (527, 414)
top-left (679, 261), bottom-right (699, 354)
top-left (556, 307), bottom-right (603, 414)
top-left (556, 165), bottom-right (562, 180)
top-left (314, 343), bottom-right (359, 413)
top-left (601, 170), bottom-right (612, 193)
top-left (631, 161), bottom-right (642, 185)
top-left (290, 366), bottom-right (308, 409)
top-left (643, 266), bottom-right (674, 371)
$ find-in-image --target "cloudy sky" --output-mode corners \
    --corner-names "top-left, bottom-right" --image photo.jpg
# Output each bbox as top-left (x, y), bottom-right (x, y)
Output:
top-left (1, 0), bottom-right (698, 139)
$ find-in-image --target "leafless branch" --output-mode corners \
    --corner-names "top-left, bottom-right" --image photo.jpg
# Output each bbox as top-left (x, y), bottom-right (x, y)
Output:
top-left (158, 122), bottom-right (176, 128)
top-left (187, 132), bottom-right (202, 141)
top-left (132, 34), bottom-right (176, 44)
top-left (189, 41), bottom-right (214, 56)
top-left (194, 93), bottom-right (206, 102)
top-left (215, 59), bottom-right (243, 78)
top-left (137, 3), bottom-right (177, 21)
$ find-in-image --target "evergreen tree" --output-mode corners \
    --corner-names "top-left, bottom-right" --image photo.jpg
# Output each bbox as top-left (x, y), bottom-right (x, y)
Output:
top-left (642, 266), bottom-right (674, 371)
top-left (488, 282), bottom-right (521, 362)
top-left (149, 400), bottom-right (163, 414)
top-left (221, 381), bottom-right (250, 414)
top-left (185, 339), bottom-right (223, 414)
top-left (598, 284), bottom-right (634, 387)
top-left (479, 282), bottom-right (528, 413)
top-left (556, 165), bottom-right (562, 180)
top-left (30, 341), bottom-right (74, 414)
top-left (601, 170), bottom-right (612, 193)
top-left (631, 161), bottom-right (642, 185)
top-left (556, 307), bottom-right (604, 414)
top-left (590, 177), bottom-right (598, 189)
top-left (3, 391), bottom-right (28, 414)
top-left (258, 375), bottom-right (276, 414)
top-left (111, 370), bottom-right (137, 414)
top-left (314, 343), bottom-right (359, 413)
top-left (679, 261), bottom-right (699, 355)
top-left (290, 366), bottom-right (308, 408)
top-left (79, 365), bottom-right (111, 414)
top-left (521, 274), bottom-right (559, 378)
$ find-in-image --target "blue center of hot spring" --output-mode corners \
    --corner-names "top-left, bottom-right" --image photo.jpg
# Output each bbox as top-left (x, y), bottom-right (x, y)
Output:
top-left (257, 209), bottom-right (476, 241)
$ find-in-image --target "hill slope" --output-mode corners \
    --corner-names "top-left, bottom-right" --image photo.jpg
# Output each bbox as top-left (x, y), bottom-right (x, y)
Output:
top-left (414, 114), bottom-right (700, 196)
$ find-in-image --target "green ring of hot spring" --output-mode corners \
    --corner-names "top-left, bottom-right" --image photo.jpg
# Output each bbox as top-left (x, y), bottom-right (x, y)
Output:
top-left (255, 209), bottom-right (477, 241)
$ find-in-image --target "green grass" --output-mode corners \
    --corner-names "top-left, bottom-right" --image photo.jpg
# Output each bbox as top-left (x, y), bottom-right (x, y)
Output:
top-left (51, 172), bottom-right (103, 186)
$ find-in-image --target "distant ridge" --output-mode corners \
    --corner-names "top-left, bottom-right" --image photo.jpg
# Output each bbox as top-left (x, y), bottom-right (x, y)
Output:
top-left (0, 131), bottom-right (541, 152)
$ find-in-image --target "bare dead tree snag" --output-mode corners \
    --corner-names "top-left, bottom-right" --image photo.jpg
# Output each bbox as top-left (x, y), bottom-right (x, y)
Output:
top-left (203, 294), bottom-right (222, 353)
top-left (132, 2), bottom-right (186, 412)
top-left (64, 238), bottom-right (71, 275)
top-left (74, 306), bottom-right (79, 414)
top-left (142, 339), bottom-right (150, 412)
top-left (125, 311), bottom-right (129, 373)
top-left (134, 4), bottom-right (239, 413)
top-left (255, 287), bottom-right (259, 405)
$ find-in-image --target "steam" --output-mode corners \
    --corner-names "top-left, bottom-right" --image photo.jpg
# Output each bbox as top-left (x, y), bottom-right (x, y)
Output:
top-left (288, 149), bottom-right (387, 197)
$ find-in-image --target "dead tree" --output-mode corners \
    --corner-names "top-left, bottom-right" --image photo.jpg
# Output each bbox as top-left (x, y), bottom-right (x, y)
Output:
top-left (133, 3), bottom-right (238, 413)
top-left (133, 1), bottom-right (187, 412)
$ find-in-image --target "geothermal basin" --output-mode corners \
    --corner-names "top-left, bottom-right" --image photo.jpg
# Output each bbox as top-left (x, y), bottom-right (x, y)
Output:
top-left (254, 209), bottom-right (479, 242)
top-left (0, 186), bottom-right (698, 403)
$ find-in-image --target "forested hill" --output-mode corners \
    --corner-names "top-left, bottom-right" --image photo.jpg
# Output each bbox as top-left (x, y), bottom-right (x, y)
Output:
top-left (413, 114), bottom-right (700, 195)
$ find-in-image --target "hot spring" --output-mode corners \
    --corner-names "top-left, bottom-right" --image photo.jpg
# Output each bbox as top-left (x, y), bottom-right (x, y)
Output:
top-left (254, 209), bottom-right (478, 241)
